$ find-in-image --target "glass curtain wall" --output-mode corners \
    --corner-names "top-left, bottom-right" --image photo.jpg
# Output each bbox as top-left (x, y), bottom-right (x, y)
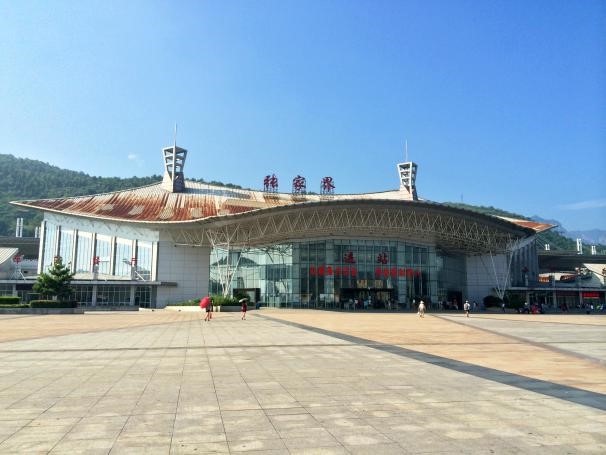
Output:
top-left (136, 241), bottom-right (153, 280)
top-left (210, 239), bottom-right (448, 309)
top-left (95, 235), bottom-right (112, 275)
top-left (75, 232), bottom-right (93, 273)
top-left (42, 223), bottom-right (58, 271)
top-left (58, 229), bottom-right (74, 266)
top-left (114, 239), bottom-right (133, 277)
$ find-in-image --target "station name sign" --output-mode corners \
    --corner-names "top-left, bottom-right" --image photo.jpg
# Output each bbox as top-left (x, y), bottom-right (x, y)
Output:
top-left (310, 265), bottom-right (423, 278)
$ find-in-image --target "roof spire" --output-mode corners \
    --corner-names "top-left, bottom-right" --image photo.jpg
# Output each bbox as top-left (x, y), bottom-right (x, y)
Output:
top-left (161, 125), bottom-right (187, 193)
top-left (396, 140), bottom-right (418, 201)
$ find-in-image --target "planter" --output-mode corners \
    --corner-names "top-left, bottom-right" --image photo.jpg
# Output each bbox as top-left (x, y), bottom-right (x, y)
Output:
top-left (0, 308), bottom-right (85, 314)
top-left (84, 306), bottom-right (140, 311)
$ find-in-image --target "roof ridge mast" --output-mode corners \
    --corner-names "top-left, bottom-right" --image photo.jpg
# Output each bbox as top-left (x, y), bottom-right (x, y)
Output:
top-left (161, 123), bottom-right (188, 193)
top-left (396, 140), bottom-right (418, 201)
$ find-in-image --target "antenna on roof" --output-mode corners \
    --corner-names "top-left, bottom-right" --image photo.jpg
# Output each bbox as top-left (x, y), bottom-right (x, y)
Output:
top-left (173, 123), bottom-right (178, 148)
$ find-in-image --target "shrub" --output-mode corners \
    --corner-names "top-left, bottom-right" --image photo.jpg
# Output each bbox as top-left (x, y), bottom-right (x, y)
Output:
top-left (483, 295), bottom-right (503, 307)
top-left (30, 300), bottom-right (78, 308)
top-left (211, 295), bottom-right (239, 306)
top-left (504, 292), bottom-right (526, 310)
top-left (170, 299), bottom-right (201, 306)
top-left (0, 296), bottom-right (20, 305)
top-left (0, 304), bottom-right (29, 308)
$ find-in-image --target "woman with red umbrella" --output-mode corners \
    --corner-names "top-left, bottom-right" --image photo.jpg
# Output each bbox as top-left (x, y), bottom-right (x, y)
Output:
top-left (200, 296), bottom-right (212, 321)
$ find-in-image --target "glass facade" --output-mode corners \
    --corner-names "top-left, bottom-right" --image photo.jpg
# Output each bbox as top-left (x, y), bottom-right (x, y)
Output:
top-left (75, 231), bottom-right (93, 273)
top-left (210, 239), bottom-right (447, 309)
top-left (95, 235), bottom-right (112, 275)
top-left (136, 241), bottom-right (153, 281)
top-left (41, 222), bottom-right (155, 282)
top-left (0, 284), bottom-right (13, 296)
top-left (58, 229), bottom-right (74, 266)
top-left (114, 238), bottom-right (133, 277)
top-left (42, 223), bottom-right (58, 271)
top-left (96, 285), bottom-right (131, 306)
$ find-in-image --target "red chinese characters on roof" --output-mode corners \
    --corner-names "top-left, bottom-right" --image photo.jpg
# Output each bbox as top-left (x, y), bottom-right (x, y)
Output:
top-left (292, 175), bottom-right (306, 194)
top-left (264, 174), bottom-right (279, 192)
top-left (320, 176), bottom-right (335, 195)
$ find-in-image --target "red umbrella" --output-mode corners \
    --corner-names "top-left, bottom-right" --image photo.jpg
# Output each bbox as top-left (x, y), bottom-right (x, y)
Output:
top-left (199, 296), bottom-right (210, 309)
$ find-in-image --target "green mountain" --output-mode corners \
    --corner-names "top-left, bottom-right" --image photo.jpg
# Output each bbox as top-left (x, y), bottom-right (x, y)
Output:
top-left (442, 202), bottom-right (603, 253)
top-left (0, 154), bottom-right (598, 253)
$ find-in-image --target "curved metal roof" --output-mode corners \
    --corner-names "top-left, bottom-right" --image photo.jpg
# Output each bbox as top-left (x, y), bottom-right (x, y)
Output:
top-left (11, 180), bottom-right (550, 253)
top-left (10, 180), bottom-right (419, 224)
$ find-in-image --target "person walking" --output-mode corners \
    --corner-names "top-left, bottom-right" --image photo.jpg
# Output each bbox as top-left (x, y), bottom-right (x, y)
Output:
top-left (200, 296), bottom-right (210, 320)
top-left (240, 298), bottom-right (248, 320)
top-left (501, 301), bottom-right (506, 313)
top-left (464, 300), bottom-right (470, 318)
top-left (204, 297), bottom-right (213, 321)
top-left (418, 300), bottom-right (426, 318)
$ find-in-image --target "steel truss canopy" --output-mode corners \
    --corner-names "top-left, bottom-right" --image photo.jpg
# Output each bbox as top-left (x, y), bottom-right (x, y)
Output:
top-left (167, 200), bottom-right (536, 255)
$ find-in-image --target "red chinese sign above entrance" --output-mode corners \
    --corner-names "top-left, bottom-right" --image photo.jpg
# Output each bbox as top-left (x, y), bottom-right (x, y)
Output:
top-left (309, 265), bottom-right (423, 278)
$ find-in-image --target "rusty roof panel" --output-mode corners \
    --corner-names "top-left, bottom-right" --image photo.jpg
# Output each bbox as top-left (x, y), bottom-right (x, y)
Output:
top-left (496, 217), bottom-right (555, 233)
top-left (11, 181), bottom-right (546, 239)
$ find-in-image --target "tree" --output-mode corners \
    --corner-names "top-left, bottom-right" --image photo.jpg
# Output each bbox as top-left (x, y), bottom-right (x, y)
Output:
top-left (33, 256), bottom-right (75, 301)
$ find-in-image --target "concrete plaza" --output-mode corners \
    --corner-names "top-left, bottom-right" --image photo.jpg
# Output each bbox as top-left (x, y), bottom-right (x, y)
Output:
top-left (0, 310), bottom-right (604, 454)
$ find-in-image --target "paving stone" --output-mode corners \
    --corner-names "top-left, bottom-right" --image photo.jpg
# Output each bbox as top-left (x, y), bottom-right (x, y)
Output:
top-left (0, 310), bottom-right (603, 454)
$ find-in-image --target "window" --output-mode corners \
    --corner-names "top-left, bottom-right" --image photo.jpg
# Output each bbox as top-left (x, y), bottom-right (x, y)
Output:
top-left (75, 232), bottom-right (93, 273)
top-left (95, 235), bottom-right (112, 275)
top-left (58, 229), bottom-right (74, 267)
top-left (135, 241), bottom-right (153, 281)
top-left (114, 239), bottom-right (133, 277)
top-left (42, 223), bottom-right (58, 271)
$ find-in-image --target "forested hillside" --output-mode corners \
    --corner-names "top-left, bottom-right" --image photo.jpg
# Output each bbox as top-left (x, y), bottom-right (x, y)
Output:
top-left (443, 202), bottom-right (602, 253)
top-left (0, 154), bottom-right (162, 236)
top-left (0, 154), bottom-right (598, 253)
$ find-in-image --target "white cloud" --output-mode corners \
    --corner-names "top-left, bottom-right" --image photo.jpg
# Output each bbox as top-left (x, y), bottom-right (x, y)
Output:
top-left (558, 199), bottom-right (606, 210)
top-left (127, 153), bottom-right (138, 160)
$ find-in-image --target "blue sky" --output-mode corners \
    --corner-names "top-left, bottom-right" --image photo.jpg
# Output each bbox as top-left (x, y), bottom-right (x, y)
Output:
top-left (1, 0), bottom-right (604, 231)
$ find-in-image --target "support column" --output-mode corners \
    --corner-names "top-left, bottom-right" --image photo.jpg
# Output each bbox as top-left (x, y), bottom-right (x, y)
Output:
top-left (552, 289), bottom-right (557, 311)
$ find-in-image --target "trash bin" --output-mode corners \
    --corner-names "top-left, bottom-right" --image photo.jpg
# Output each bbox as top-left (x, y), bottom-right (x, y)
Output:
top-left (255, 303), bottom-right (261, 310)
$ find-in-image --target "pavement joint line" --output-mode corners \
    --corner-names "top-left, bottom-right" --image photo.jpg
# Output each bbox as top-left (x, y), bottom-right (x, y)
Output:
top-left (438, 313), bottom-right (606, 327)
top-left (257, 314), bottom-right (606, 412)
top-left (434, 314), bottom-right (606, 365)
top-left (0, 341), bottom-right (536, 354)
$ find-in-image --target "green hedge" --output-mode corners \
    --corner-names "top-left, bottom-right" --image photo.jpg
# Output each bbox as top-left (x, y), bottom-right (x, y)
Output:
top-left (29, 300), bottom-right (78, 308)
top-left (170, 299), bottom-right (201, 306)
top-left (483, 295), bottom-right (503, 306)
top-left (0, 296), bottom-right (20, 305)
top-left (0, 304), bottom-right (29, 308)
top-left (211, 295), bottom-right (240, 306)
